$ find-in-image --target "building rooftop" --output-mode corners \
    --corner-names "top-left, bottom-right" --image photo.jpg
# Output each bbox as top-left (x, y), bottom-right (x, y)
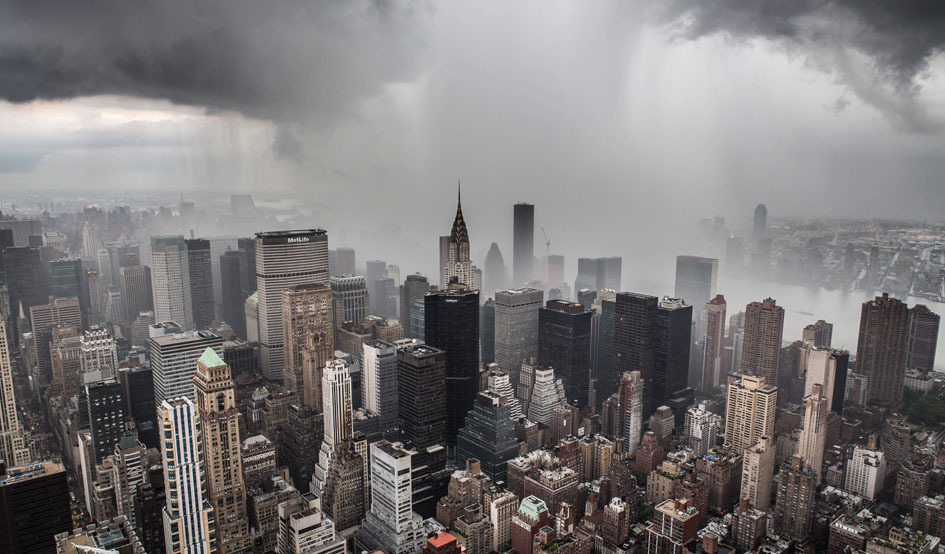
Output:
top-left (0, 461), bottom-right (64, 486)
top-left (197, 347), bottom-right (226, 368)
top-left (519, 496), bottom-right (550, 520)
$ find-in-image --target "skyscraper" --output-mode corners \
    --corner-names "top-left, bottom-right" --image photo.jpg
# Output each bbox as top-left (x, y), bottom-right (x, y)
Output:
top-left (255, 229), bottom-right (329, 380)
top-left (0, 461), bottom-right (72, 554)
top-left (185, 238), bottom-right (215, 330)
top-left (656, 297), bottom-right (692, 401)
top-left (703, 295), bottom-right (727, 391)
top-left (365, 260), bottom-right (387, 314)
top-left (724, 374), bottom-right (777, 455)
top-left (494, 288), bottom-right (543, 386)
top-left (538, 299), bottom-right (592, 408)
top-left (0, 316), bottom-right (30, 467)
top-left (3, 246), bottom-right (50, 339)
top-left (802, 319), bottom-right (833, 348)
top-left (445, 184), bottom-right (475, 288)
top-left (192, 348), bottom-right (250, 553)
top-left (119, 265), bottom-right (152, 326)
top-left (740, 436), bottom-right (774, 511)
top-left (856, 293), bottom-right (910, 405)
top-left (84, 375), bottom-right (125, 464)
top-left (397, 342), bottom-right (447, 449)
top-left (330, 274), bottom-right (369, 334)
top-left (238, 237), bottom-right (257, 299)
top-left (620, 371), bottom-right (644, 455)
top-left (322, 359), bottom-right (354, 448)
top-left (481, 299), bottom-right (496, 365)
top-left (684, 402), bottom-right (721, 457)
top-left (282, 283), bottom-right (334, 401)
top-left (740, 298), bottom-right (784, 387)
top-left (50, 257), bottom-right (90, 317)
top-left (753, 204), bottom-right (767, 238)
top-left (513, 203), bottom-right (534, 286)
top-left (334, 246), bottom-right (356, 276)
top-left (439, 236), bottom-right (450, 289)
top-left (456, 391), bottom-right (519, 483)
top-left (205, 236), bottom-right (238, 309)
top-left (774, 455), bottom-right (815, 543)
top-left (907, 304), bottom-right (939, 373)
top-left (219, 250), bottom-right (244, 338)
top-left (356, 441), bottom-right (426, 554)
top-left (483, 243), bottom-right (507, 298)
top-left (424, 285), bottom-right (480, 443)
top-left (614, 292), bottom-right (658, 418)
top-left (150, 236), bottom-right (194, 330)
top-left (400, 274), bottom-right (430, 338)
top-left (673, 256), bottom-right (718, 311)
top-left (526, 367), bottom-right (566, 427)
top-left (160, 398), bottom-right (216, 554)
top-left (362, 340), bottom-right (400, 431)
top-left (149, 329), bottom-right (223, 408)
top-left (797, 383), bottom-right (828, 484)
top-left (802, 347), bottom-right (849, 414)
top-left (574, 257), bottom-right (622, 293)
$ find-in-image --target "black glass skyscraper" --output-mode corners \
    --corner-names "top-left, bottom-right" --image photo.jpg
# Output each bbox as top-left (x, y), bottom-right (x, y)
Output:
top-left (185, 239), bottom-right (214, 330)
top-left (513, 203), bottom-right (534, 286)
top-left (397, 342), bottom-right (447, 449)
top-left (614, 292), bottom-right (658, 418)
top-left (597, 295), bottom-right (617, 405)
top-left (424, 287), bottom-right (480, 444)
top-left (3, 247), bottom-right (51, 340)
top-left (481, 298), bottom-right (496, 365)
top-left (50, 257), bottom-right (89, 317)
top-left (538, 300), bottom-right (592, 408)
top-left (220, 250), bottom-right (245, 338)
top-left (655, 298), bottom-right (692, 402)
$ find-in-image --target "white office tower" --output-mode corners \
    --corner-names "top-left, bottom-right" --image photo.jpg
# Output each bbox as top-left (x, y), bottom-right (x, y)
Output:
top-left (526, 367), bottom-right (566, 427)
top-left (844, 447), bottom-right (886, 500)
top-left (741, 436), bottom-right (775, 511)
top-left (724, 374), bottom-right (777, 455)
top-left (311, 359), bottom-right (354, 497)
top-left (322, 359), bottom-right (353, 448)
top-left (487, 368), bottom-right (522, 419)
top-left (0, 316), bottom-right (30, 467)
top-left (277, 494), bottom-right (346, 554)
top-left (255, 230), bottom-right (329, 380)
top-left (624, 371), bottom-right (644, 455)
top-left (798, 384), bottom-right (829, 484)
top-left (356, 441), bottom-right (425, 554)
top-left (684, 402), bottom-right (722, 457)
top-left (362, 340), bottom-right (399, 430)
top-left (149, 330), bottom-right (224, 409)
top-left (161, 398), bottom-right (216, 554)
top-left (151, 236), bottom-right (194, 330)
top-left (803, 346), bottom-right (846, 411)
top-left (80, 327), bottom-right (119, 373)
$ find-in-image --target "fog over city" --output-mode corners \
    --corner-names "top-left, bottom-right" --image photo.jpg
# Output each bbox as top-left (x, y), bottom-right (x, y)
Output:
top-left (1, 3), bottom-right (945, 552)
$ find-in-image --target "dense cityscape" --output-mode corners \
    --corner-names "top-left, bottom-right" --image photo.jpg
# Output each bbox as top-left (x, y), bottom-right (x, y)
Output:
top-left (0, 192), bottom-right (941, 554)
top-left (2, 2), bottom-right (945, 554)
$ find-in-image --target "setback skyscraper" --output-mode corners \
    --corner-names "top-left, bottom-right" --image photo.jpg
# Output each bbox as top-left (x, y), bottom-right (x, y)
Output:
top-left (424, 285), bottom-right (480, 443)
top-left (456, 391), bottom-right (519, 483)
top-left (483, 243), bottom-right (507, 298)
top-left (513, 203), bottom-right (534, 286)
top-left (160, 398), bottom-right (216, 554)
top-left (193, 349), bottom-right (251, 553)
top-left (282, 283), bottom-right (334, 402)
top-left (255, 229), bottom-right (329, 380)
top-left (0, 316), bottom-right (30, 467)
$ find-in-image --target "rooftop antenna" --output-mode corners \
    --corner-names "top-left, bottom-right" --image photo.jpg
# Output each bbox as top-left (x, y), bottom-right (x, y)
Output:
top-left (541, 226), bottom-right (551, 255)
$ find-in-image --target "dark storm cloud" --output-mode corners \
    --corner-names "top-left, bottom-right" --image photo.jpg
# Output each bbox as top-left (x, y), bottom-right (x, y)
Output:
top-left (656, 0), bottom-right (945, 131)
top-left (0, 0), bottom-right (428, 123)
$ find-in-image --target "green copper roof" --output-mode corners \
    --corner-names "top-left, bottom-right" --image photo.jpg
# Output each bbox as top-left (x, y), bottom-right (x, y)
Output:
top-left (519, 496), bottom-right (549, 520)
top-left (197, 347), bottom-right (225, 368)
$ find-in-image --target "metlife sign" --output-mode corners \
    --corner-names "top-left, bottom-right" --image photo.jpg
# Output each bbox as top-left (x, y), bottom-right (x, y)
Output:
top-left (287, 236), bottom-right (310, 244)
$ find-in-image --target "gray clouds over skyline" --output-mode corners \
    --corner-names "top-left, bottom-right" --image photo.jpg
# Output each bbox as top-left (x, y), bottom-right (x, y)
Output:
top-left (0, 0), bottom-right (944, 229)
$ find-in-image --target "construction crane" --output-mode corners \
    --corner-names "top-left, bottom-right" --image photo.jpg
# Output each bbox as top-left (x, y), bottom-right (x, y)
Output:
top-left (541, 226), bottom-right (551, 255)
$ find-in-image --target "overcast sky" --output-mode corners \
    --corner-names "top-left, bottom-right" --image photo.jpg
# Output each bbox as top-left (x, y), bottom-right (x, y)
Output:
top-left (1, 0), bottom-right (944, 234)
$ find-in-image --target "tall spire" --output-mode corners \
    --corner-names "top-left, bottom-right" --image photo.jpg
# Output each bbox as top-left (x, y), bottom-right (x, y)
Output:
top-left (450, 180), bottom-right (469, 247)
